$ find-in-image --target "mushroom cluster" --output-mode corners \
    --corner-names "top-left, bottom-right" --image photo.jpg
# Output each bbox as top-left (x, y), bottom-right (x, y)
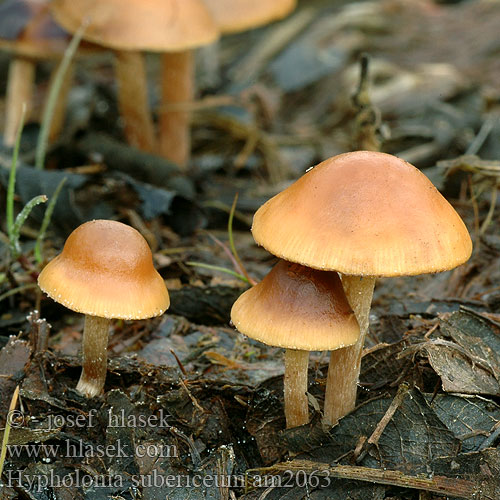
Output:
top-left (38, 220), bottom-right (170, 398)
top-left (48, 0), bottom-right (297, 167)
top-left (233, 150), bottom-right (472, 427)
top-left (231, 260), bottom-right (359, 428)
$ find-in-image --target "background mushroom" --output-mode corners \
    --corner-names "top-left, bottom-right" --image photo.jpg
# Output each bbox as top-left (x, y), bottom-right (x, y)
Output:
top-left (204, 0), bottom-right (297, 34)
top-left (51, 0), bottom-right (218, 165)
top-left (0, 0), bottom-right (73, 146)
top-left (251, 151), bottom-right (473, 425)
top-left (38, 219), bottom-right (170, 397)
top-left (231, 259), bottom-right (359, 428)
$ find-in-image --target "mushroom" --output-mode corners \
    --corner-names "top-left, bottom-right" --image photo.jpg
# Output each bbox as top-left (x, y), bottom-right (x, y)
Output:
top-left (231, 259), bottom-right (359, 428)
top-left (51, 0), bottom-right (218, 164)
top-left (0, 0), bottom-right (75, 146)
top-left (251, 151), bottom-right (472, 425)
top-left (38, 220), bottom-right (170, 397)
top-left (204, 0), bottom-right (297, 34)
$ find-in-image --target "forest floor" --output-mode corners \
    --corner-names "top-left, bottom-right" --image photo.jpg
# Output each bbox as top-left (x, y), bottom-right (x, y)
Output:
top-left (0, 0), bottom-right (499, 499)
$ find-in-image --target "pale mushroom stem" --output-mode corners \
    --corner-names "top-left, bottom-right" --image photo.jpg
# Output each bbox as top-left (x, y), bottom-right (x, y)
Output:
top-left (323, 275), bottom-right (375, 426)
top-left (159, 50), bottom-right (193, 168)
top-left (4, 57), bottom-right (35, 146)
top-left (76, 315), bottom-right (110, 398)
top-left (284, 348), bottom-right (310, 428)
top-left (114, 50), bottom-right (156, 153)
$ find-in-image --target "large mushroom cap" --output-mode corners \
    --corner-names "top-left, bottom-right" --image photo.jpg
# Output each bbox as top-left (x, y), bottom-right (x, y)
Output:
top-left (231, 260), bottom-right (359, 351)
top-left (0, 0), bottom-right (70, 58)
top-left (252, 151), bottom-right (472, 277)
top-left (38, 220), bottom-right (170, 319)
top-left (204, 0), bottom-right (297, 34)
top-left (50, 0), bottom-right (218, 52)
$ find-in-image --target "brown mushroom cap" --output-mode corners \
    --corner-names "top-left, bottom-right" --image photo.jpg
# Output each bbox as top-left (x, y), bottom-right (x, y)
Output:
top-left (204, 0), bottom-right (297, 34)
top-left (231, 260), bottom-right (359, 351)
top-left (50, 0), bottom-right (218, 52)
top-left (0, 0), bottom-right (71, 59)
top-left (38, 220), bottom-right (170, 319)
top-left (252, 151), bottom-right (472, 277)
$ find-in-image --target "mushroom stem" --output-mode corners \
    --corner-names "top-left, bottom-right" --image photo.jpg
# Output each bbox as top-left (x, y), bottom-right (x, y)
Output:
top-left (114, 50), bottom-right (156, 153)
top-left (76, 315), bottom-right (111, 398)
top-left (284, 348), bottom-right (309, 428)
top-left (4, 57), bottom-right (35, 146)
top-left (47, 59), bottom-right (75, 143)
top-left (323, 275), bottom-right (375, 426)
top-left (159, 50), bottom-right (193, 168)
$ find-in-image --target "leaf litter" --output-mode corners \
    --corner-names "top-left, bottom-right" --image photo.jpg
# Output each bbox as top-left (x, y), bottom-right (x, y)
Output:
top-left (1, 0), bottom-right (500, 498)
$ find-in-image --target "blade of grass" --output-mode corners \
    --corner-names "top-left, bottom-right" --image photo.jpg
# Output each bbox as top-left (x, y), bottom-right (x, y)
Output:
top-left (34, 177), bottom-right (67, 264)
top-left (186, 261), bottom-right (250, 284)
top-left (0, 386), bottom-right (20, 479)
top-left (10, 195), bottom-right (47, 258)
top-left (228, 193), bottom-right (256, 285)
top-left (6, 105), bottom-right (26, 235)
top-left (35, 22), bottom-right (87, 170)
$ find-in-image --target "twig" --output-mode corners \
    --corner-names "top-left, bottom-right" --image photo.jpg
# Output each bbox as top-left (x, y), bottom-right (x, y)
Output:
top-left (478, 421), bottom-right (500, 451)
top-left (169, 349), bottom-right (187, 377)
top-left (248, 460), bottom-right (478, 499)
top-left (351, 53), bottom-right (382, 152)
top-left (479, 182), bottom-right (498, 235)
top-left (0, 386), bottom-right (20, 478)
top-left (354, 382), bottom-right (410, 462)
top-left (466, 115), bottom-right (498, 156)
top-left (178, 378), bottom-right (204, 415)
top-left (230, 8), bottom-right (316, 83)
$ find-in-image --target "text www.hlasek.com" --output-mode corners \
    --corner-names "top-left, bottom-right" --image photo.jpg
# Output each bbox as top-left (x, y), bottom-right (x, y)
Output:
top-left (6, 440), bottom-right (176, 459)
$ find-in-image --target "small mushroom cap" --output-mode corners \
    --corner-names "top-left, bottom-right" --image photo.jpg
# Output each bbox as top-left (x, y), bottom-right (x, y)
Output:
top-left (50, 0), bottom-right (218, 52)
top-left (38, 220), bottom-right (170, 319)
top-left (0, 0), bottom-right (70, 58)
top-left (252, 151), bottom-right (472, 277)
top-left (231, 260), bottom-right (359, 351)
top-left (204, 0), bottom-right (297, 34)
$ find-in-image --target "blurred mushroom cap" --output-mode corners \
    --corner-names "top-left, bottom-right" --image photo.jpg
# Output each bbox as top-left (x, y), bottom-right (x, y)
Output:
top-left (204, 0), bottom-right (297, 34)
top-left (51, 0), bottom-right (218, 52)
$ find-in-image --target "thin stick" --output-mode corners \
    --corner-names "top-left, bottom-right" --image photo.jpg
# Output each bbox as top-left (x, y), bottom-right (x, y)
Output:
top-left (0, 386), bottom-right (20, 478)
top-left (354, 382), bottom-right (410, 462)
top-left (248, 460), bottom-right (477, 499)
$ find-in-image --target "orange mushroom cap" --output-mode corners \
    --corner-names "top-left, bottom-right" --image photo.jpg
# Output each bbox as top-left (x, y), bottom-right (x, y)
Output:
top-left (231, 260), bottom-right (359, 351)
top-left (252, 151), bottom-right (472, 277)
top-left (38, 220), bottom-right (170, 319)
top-left (204, 0), bottom-right (297, 34)
top-left (50, 0), bottom-right (218, 52)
